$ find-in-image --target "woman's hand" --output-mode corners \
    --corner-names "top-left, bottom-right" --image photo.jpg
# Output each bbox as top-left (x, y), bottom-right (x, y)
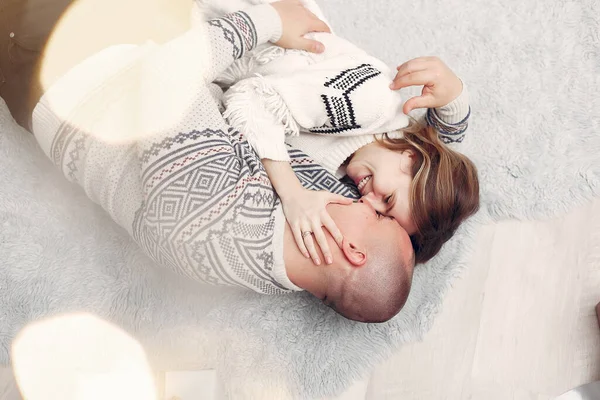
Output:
top-left (389, 56), bottom-right (463, 114)
top-left (280, 186), bottom-right (352, 265)
top-left (270, 0), bottom-right (331, 53)
top-left (261, 159), bottom-right (350, 265)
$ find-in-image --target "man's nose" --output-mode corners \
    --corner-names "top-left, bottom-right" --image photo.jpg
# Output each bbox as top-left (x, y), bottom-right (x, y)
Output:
top-left (360, 192), bottom-right (386, 212)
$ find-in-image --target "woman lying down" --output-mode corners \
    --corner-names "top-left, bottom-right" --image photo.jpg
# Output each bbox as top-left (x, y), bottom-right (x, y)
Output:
top-left (3, 0), bottom-right (478, 322)
top-left (216, 0), bottom-right (480, 267)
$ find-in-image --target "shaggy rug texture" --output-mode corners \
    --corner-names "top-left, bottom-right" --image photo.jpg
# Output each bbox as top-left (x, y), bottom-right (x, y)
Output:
top-left (1, 0), bottom-right (598, 398)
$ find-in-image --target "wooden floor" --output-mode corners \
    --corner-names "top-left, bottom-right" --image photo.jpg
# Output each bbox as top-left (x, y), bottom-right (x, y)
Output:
top-left (2, 199), bottom-right (599, 400)
top-left (365, 198), bottom-right (600, 400)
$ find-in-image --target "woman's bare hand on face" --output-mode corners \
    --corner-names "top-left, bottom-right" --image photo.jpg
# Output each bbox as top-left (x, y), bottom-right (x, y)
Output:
top-left (261, 159), bottom-right (350, 266)
top-left (280, 187), bottom-right (352, 266)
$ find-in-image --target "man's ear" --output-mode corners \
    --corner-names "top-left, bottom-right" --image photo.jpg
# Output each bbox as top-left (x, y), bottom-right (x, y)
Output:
top-left (341, 239), bottom-right (367, 267)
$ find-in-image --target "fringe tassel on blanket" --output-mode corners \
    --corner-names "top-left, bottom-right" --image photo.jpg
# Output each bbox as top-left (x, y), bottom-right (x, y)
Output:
top-left (218, 45), bottom-right (285, 86)
top-left (223, 74), bottom-right (301, 141)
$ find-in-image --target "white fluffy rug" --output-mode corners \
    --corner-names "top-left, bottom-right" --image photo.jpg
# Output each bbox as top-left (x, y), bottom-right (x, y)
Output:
top-left (1, 0), bottom-right (599, 398)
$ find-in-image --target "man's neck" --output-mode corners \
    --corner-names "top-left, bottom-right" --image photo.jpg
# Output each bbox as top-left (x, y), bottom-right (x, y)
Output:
top-left (282, 224), bottom-right (312, 289)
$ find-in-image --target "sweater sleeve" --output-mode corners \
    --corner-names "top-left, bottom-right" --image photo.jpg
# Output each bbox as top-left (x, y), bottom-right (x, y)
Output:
top-left (204, 5), bottom-right (282, 83)
top-left (136, 5), bottom-right (282, 141)
top-left (426, 82), bottom-right (471, 145)
top-left (223, 76), bottom-right (293, 162)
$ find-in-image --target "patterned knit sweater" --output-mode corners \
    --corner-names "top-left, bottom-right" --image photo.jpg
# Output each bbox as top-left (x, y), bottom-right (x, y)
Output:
top-left (31, 5), bottom-right (313, 294)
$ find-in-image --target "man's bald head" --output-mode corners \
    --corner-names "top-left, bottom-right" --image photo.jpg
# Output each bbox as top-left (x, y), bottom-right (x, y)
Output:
top-left (325, 235), bottom-right (414, 323)
top-left (285, 200), bottom-right (415, 323)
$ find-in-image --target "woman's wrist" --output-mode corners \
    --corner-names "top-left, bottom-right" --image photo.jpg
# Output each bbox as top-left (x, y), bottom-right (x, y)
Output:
top-left (435, 81), bottom-right (470, 124)
top-left (262, 159), bottom-right (304, 199)
top-left (277, 179), bottom-right (305, 201)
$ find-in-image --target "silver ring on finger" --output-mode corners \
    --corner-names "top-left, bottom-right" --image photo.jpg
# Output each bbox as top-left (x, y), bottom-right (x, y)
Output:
top-left (302, 231), bottom-right (313, 239)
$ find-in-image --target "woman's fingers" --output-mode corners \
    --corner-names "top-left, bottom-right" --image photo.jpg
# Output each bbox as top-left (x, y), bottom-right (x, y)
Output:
top-left (321, 211), bottom-right (343, 249)
top-left (271, 0), bottom-right (330, 54)
top-left (391, 57), bottom-right (444, 90)
top-left (292, 224), bottom-right (310, 258)
top-left (395, 56), bottom-right (438, 74)
top-left (329, 193), bottom-right (353, 205)
top-left (311, 221), bottom-right (332, 265)
top-left (390, 70), bottom-right (433, 90)
top-left (310, 16), bottom-right (331, 34)
top-left (302, 225), bottom-right (321, 265)
top-left (394, 58), bottom-right (428, 79)
top-left (323, 193), bottom-right (349, 248)
top-left (392, 56), bottom-right (463, 110)
top-left (297, 38), bottom-right (325, 53)
top-left (285, 190), bottom-right (352, 265)
top-left (403, 93), bottom-right (436, 114)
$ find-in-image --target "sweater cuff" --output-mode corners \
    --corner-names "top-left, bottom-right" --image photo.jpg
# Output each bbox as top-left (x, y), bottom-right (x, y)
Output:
top-left (252, 137), bottom-right (291, 162)
top-left (434, 81), bottom-right (470, 124)
top-left (243, 4), bottom-right (283, 44)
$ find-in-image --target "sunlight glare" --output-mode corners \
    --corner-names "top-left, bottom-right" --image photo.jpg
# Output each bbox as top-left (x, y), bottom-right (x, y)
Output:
top-left (38, 0), bottom-right (211, 145)
top-left (12, 313), bottom-right (156, 400)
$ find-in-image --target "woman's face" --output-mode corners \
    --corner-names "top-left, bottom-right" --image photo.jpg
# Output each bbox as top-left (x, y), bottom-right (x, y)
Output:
top-left (346, 142), bottom-right (418, 235)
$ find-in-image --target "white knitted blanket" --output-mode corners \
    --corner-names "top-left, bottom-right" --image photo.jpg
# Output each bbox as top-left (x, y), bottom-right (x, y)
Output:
top-left (206, 0), bottom-right (410, 166)
top-left (1, 0), bottom-right (599, 398)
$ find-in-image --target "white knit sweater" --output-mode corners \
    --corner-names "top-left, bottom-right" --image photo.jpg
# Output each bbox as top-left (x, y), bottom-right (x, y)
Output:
top-left (211, 10), bottom-right (470, 177)
top-left (190, 0), bottom-right (471, 178)
top-left (221, 46), bottom-right (470, 176)
top-left (285, 87), bottom-right (470, 177)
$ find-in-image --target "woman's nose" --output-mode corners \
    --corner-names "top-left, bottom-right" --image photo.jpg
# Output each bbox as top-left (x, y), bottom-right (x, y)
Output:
top-left (364, 189), bottom-right (387, 205)
top-left (370, 176), bottom-right (390, 199)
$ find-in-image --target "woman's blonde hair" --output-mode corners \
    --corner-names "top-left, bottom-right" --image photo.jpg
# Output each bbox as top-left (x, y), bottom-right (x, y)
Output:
top-left (380, 118), bottom-right (480, 264)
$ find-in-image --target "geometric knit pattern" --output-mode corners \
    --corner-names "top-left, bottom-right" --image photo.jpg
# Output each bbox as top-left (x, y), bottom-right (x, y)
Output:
top-left (133, 127), bottom-right (289, 294)
top-left (50, 123), bottom-right (84, 184)
top-left (310, 63), bottom-right (382, 135)
top-left (131, 127), bottom-right (360, 294)
top-left (288, 147), bottom-right (360, 199)
top-left (209, 11), bottom-right (257, 60)
top-left (427, 106), bottom-right (471, 144)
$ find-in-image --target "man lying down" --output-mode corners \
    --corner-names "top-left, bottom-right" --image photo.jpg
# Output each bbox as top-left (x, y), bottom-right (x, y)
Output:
top-left (29, 1), bottom-right (415, 322)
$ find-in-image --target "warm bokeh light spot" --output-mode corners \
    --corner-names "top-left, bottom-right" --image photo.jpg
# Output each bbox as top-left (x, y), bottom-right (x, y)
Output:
top-left (37, 0), bottom-right (212, 144)
top-left (12, 313), bottom-right (156, 400)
